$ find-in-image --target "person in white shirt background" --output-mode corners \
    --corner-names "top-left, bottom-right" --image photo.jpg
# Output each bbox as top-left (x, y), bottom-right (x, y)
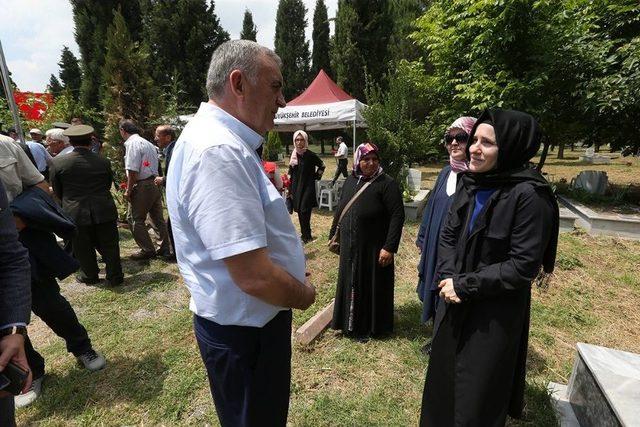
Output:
top-left (331, 135), bottom-right (349, 186)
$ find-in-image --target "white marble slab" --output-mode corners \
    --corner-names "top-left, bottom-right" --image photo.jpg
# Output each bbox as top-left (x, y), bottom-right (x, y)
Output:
top-left (549, 382), bottom-right (581, 427)
top-left (577, 342), bottom-right (640, 425)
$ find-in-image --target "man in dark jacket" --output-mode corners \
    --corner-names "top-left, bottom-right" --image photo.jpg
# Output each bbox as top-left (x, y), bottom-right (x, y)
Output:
top-left (49, 125), bottom-right (123, 286)
top-left (153, 124), bottom-right (176, 260)
top-left (0, 179), bottom-right (32, 427)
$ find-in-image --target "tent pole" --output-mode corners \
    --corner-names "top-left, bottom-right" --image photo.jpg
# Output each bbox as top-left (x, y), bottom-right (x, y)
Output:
top-left (0, 39), bottom-right (25, 142)
top-left (352, 119), bottom-right (356, 155)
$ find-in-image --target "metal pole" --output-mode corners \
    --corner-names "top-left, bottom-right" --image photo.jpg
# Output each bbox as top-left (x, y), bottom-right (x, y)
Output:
top-left (352, 118), bottom-right (356, 155)
top-left (0, 38), bottom-right (25, 142)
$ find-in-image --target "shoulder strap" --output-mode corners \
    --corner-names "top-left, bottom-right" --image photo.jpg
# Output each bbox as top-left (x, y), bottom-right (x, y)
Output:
top-left (336, 173), bottom-right (380, 225)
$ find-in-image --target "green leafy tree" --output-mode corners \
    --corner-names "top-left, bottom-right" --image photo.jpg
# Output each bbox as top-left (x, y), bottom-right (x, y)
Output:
top-left (58, 46), bottom-right (82, 100)
top-left (311, 0), bottom-right (332, 76)
top-left (274, 0), bottom-right (311, 101)
top-left (240, 8), bottom-right (258, 41)
top-left (364, 60), bottom-right (437, 187)
top-left (71, 0), bottom-right (142, 108)
top-left (47, 74), bottom-right (63, 98)
top-left (142, 0), bottom-right (229, 109)
top-left (102, 8), bottom-right (157, 183)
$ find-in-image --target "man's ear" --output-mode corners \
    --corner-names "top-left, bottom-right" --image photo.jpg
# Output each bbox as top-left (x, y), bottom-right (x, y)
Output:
top-left (229, 70), bottom-right (244, 97)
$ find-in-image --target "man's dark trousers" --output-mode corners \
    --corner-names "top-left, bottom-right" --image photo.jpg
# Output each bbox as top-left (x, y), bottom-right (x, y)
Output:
top-left (24, 275), bottom-right (93, 378)
top-left (0, 397), bottom-right (16, 426)
top-left (74, 221), bottom-right (123, 284)
top-left (332, 158), bottom-right (348, 185)
top-left (194, 310), bottom-right (292, 427)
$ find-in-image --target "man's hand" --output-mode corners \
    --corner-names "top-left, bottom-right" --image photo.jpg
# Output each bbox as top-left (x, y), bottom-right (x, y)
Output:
top-left (154, 176), bottom-right (165, 186)
top-left (0, 334), bottom-right (32, 396)
top-left (438, 278), bottom-right (461, 304)
top-left (378, 248), bottom-right (394, 267)
top-left (299, 276), bottom-right (316, 310)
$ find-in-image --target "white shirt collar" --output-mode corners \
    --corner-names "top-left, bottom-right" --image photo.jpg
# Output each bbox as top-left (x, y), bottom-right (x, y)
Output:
top-left (196, 102), bottom-right (264, 151)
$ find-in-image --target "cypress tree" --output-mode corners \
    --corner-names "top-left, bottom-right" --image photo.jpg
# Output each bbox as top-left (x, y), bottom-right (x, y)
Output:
top-left (47, 75), bottom-right (63, 98)
top-left (332, 0), bottom-right (393, 101)
top-left (143, 0), bottom-right (229, 109)
top-left (58, 46), bottom-right (82, 100)
top-left (71, 0), bottom-right (142, 108)
top-left (240, 9), bottom-right (258, 41)
top-left (274, 0), bottom-right (311, 101)
top-left (102, 8), bottom-right (156, 145)
top-left (311, 0), bottom-right (331, 77)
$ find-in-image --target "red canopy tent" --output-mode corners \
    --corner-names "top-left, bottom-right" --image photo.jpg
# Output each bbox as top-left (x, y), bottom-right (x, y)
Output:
top-left (274, 70), bottom-right (367, 151)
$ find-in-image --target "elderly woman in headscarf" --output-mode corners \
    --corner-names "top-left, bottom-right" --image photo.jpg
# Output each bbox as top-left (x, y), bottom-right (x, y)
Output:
top-left (419, 109), bottom-right (559, 426)
top-left (288, 130), bottom-right (325, 243)
top-left (329, 142), bottom-right (405, 339)
top-left (416, 116), bottom-right (476, 353)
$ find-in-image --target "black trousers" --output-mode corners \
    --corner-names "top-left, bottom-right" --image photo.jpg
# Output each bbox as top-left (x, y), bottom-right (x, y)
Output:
top-left (74, 221), bottom-right (123, 284)
top-left (25, 276), bottom-right (92, 379)
top-left (0, 397), bottom-right (15, 426)
top-left (297, 209), bottom-right (312, 241)
top-left (332, 158), bottom-right (348, 184)
top-left (194, 310), bottom-right (292, 427)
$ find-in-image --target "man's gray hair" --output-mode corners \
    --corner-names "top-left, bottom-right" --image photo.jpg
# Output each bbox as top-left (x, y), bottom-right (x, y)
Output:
top-left (205, 40), bottom-right (282, 100)
top-left (46, 128), bottom-right (69, 145)
top-left (119, 119), bottom-right (140, 135)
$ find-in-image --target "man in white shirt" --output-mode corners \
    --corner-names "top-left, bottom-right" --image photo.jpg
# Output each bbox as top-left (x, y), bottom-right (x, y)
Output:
top-left (120, 119), bottom-right (170, 260)
top-left (331, 136), bottom-right (349, 185)
top-left (166, 40), bottom-right (316, 426)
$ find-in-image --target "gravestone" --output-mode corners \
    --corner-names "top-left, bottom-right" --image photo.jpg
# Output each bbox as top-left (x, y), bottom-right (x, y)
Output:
top-left (407, 168), bottom-right (422, 191)
top-left (572, 171), bottom-right (608, 195)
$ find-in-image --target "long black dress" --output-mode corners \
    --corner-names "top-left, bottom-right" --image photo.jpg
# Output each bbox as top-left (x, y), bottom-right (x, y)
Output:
top-left (329, 173), bottom-right (405, 337)
top-left (288, 150), bottom-right (325, 212)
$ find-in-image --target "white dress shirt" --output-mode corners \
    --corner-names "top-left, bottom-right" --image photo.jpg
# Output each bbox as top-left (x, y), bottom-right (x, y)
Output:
top-left (335, 142), bottom-right (348, 159)
top-left (166, 102), bottom-right (306, 327)
top-left (124, 133), bottom-right (159, 180)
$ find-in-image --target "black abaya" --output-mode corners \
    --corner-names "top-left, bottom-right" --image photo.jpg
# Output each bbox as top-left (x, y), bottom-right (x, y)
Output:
top-left (329, 173), bottom-right (405, 337)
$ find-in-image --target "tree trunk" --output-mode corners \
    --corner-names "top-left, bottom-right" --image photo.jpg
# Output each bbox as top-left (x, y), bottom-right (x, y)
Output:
top-left (557, 141), bottom-right (565, 159)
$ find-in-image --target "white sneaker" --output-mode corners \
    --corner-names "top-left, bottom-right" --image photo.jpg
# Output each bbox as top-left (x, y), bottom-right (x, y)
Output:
top-left (15, 376), bottom-right (43, 408)
top-left (77, 349), bottom-right (106, 371)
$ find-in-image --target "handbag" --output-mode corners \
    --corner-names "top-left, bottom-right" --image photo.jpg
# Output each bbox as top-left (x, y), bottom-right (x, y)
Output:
top-left (328, 176), bottom-right (378, 255)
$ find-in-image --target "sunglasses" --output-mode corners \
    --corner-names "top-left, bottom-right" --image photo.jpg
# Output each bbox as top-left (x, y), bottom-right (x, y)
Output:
top-left (444, 132), bottom-right (469, 145)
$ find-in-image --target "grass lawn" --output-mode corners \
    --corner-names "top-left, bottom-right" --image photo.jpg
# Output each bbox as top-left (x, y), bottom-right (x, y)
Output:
top-left (16, 200), bottom-right (640, 426)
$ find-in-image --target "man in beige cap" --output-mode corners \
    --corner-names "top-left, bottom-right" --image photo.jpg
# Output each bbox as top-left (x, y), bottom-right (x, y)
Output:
top-left (50, 124), bottom-right (123, 286)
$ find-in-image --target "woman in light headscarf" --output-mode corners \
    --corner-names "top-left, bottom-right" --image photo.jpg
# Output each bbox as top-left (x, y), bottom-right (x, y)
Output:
top-left (420, 109), bottom-right (559, 426)
top-left (288, 130), bottom-right (325, 243)
top-left (416, 116), bottom-right (476, 354)
top-left (329, 142), bottom-right (405, 339)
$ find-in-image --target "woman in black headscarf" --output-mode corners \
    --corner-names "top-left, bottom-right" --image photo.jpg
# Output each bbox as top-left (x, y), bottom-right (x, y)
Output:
top-left (419, 109), bottom-right (559, 426)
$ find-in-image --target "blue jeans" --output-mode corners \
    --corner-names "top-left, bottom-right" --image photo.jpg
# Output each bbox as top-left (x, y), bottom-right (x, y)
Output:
top-left (194, 310), bottom-right (292, 427)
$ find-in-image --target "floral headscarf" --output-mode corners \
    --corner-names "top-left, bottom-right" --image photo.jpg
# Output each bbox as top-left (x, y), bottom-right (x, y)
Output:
top-left (289, 130), bottom-right (308, 167)
top-left (445, 116), bottom-right (476, 173)
top-left (353, 142), bottom-right (383, 180)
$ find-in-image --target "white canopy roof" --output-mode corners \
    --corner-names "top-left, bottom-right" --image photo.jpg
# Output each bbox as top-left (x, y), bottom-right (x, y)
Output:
top-left (273, 99), bottom-right (367, 132)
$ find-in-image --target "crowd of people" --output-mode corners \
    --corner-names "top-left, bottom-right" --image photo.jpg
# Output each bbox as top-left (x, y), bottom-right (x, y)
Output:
top-left (0, 39), bottom-right (559, 427)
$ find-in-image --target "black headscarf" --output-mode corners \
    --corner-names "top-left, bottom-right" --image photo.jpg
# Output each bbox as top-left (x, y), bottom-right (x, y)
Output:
top-left (463, 108), bottom-right (559, 275)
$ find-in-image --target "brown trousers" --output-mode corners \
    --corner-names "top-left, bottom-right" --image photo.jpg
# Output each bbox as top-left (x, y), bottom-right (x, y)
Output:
top-left (127, 179), bottom-right (170, 255)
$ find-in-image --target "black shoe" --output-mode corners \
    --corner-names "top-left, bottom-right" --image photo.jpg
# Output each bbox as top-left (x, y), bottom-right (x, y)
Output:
top-left (76, 275), bottom-right (100, 285)
top-left (105, 277), bottom-right (124, 287)
top-left (129, 250), bottom-right (156, 261)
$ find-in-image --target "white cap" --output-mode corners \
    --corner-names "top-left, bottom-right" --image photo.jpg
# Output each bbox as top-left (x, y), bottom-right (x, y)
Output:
top-left (29, 128), bottom-right (43, 135)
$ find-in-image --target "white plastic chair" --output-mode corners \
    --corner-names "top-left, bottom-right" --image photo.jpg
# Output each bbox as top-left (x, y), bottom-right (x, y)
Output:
top-left (318, 188), bottom-right (338, 211)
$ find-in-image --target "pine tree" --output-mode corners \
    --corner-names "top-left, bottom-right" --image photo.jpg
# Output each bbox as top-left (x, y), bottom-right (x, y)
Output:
top-left (311, 0), bottom-right (331, 77)
top-left (47, 75), bottom-right (63, 98)
top-left (240, 9), bottom-right (258, 41)
top-left (58, 46), bottom-right (82, 100)
top-left (332, 0), bottom-right (394, 101)
top-left (143, 0), bottom-right (229, 109)
top-left (274, 0), bottom-right (311, 101)
top-left (71, 0), bottom-right (142, 108)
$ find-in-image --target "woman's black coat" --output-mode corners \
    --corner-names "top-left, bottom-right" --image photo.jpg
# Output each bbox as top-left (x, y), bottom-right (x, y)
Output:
top-left (420, 178), bottom-right (557, 426)
top-left (288, 150), bottom-right (325, 212)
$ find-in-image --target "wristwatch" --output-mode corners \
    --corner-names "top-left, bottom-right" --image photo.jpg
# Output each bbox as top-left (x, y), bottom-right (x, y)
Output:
top-left (0, 326), bottom-right (27, 339)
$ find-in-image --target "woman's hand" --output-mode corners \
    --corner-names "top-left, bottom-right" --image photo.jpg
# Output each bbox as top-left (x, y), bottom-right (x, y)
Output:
top-left (438, 278), bottom-right (461, 304)
top-left (378, 249), bottom-right (394, 267)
